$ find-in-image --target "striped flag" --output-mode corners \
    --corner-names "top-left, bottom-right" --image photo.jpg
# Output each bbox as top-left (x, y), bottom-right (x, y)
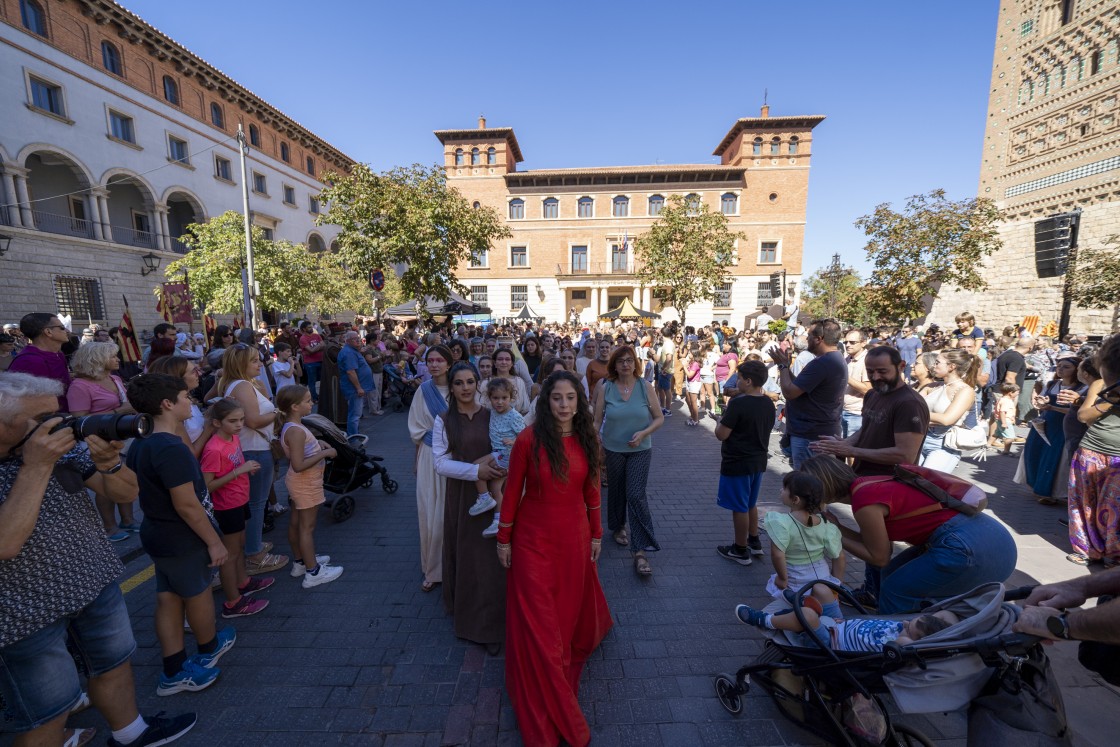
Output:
top-left (117, 296), bottom-right (142, 363)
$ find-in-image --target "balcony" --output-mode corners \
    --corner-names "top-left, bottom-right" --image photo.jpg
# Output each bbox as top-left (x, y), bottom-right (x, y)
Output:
top-left (24, 210), bottom-right (186, 252)
top-left (31, 210), bottom-right (95, 240)
top-left (556, 260), bottom-right (640, 277)
top-left (113, 225), bottom-right (155, 249)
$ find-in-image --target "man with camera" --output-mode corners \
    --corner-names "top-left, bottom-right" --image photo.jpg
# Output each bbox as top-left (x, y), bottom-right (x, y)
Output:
top-left (0, 372), bottom-right (195, 747)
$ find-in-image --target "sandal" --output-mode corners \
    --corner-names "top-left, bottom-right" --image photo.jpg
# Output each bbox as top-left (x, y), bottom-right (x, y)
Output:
top-left (634, 555), bottom-right (652, 577)
top-left (421, 580), bottom-right (440, 592)
top-left (245, 553), bottom-right (289, 575)
top-left (1066, 552), bottom-right (1092, 566)
top-left (64, 727), bottom-right (96, 747)
top-left (613, 529), bottom-right (629, 547)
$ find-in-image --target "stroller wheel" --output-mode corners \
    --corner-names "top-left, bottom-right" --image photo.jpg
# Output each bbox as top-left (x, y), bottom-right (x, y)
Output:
top-left (331, 495), bottom-right (356, 522)
top-left (714, 673), bottom-right (744, 715)
top-left (890, 723), bottom-right (936, 747)
top-left (262, 512), bottom-right (276, 534)
top-left (361, 478), bottom-right (374, 489)
top-left (383, 479), bottom-right (399, 494)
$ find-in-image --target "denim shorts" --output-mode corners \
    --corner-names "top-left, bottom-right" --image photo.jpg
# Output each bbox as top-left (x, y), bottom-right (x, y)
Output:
top-left (0, 583), bottom-right (136, 732)
top-left (153, 546), bottom-right (212, 597)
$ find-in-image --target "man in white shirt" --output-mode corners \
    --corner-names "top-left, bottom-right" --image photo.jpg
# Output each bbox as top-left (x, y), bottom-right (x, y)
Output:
top-left (842, 329), bottom-right (870, 438)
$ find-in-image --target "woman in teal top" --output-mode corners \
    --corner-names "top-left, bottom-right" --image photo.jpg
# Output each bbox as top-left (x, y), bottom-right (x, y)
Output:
top-left (593, 343), bottom-right (665, 576)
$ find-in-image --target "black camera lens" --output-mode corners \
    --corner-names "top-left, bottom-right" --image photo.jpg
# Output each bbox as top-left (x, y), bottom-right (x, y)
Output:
top-left (51, 413), bottom-right (153, 441)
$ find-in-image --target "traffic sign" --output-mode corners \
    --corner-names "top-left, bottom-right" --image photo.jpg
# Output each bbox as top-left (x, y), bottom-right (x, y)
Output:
top-left (369, 269), bottom-right (385, 291)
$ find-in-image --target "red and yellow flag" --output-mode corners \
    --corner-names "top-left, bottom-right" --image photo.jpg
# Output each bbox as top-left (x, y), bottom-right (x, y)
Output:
top-left (117, 297), bottom-right (142, 363)
top-left (203, 314), bottom-right (217, 350)
top-left (1021, 315), bottom-right (1041, 336)
top-left (156, 287), bottom-right (173, 324)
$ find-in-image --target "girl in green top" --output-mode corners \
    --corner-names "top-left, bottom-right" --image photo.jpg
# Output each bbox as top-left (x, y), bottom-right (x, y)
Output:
top-left (765, 472), bottom-right (846, 618)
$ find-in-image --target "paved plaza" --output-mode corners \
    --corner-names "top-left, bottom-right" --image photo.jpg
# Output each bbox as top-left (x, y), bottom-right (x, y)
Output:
top-left (64, 404), bottom-right (1120, 747)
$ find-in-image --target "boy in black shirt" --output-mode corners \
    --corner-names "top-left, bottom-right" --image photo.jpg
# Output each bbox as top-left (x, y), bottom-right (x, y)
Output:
top-left (714, 361), bottom-right (776, 565)
top-left (126, 374), bottom-right (235, 696)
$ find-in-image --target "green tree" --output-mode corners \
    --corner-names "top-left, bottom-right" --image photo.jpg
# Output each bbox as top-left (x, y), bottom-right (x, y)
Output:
top-left (1066, 235), bottom-right (1120, 320)
top-left (634, 194), bottom-right (742, 325)
top-left (165, 211), bottom-right (367, 316)
top-left (317, 163), bottom-right (511, 306)
top-left (799, 267), bottom-right (880, 327)
top-left (854, 189), bottom-right (1004, 322)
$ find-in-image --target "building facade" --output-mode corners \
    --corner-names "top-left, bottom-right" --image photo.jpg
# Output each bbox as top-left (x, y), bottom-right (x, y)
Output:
top-left (0, 0), bottom-right (352, 331)
top-left (928, 0), bottom-right (1120, 334)
top-left (435, 108), bottom-right (823, 326)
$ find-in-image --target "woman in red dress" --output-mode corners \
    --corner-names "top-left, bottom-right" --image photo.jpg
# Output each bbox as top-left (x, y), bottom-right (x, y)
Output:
top-left (496, 370), bottom-right (613, 747)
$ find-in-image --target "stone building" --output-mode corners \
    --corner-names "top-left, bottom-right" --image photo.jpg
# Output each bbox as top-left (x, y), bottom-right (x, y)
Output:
top-left (435, 107), bottom-right (823, 326)
top-left (928, 0), bottom-right (1120, 334)
top-left (0, 0), bottom-right (352, 331)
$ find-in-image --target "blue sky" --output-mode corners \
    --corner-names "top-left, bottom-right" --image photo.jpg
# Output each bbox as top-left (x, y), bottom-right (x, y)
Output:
top-left (125, 0), bottom-right (999, 278)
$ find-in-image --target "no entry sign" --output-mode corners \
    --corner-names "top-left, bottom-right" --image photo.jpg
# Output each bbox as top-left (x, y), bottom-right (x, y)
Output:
top-left (369, 269), bottom-right (385, 291)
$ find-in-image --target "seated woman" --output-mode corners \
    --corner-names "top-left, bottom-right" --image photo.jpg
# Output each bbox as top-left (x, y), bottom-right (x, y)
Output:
top-left (799, 455), bottom-right (1017, 614)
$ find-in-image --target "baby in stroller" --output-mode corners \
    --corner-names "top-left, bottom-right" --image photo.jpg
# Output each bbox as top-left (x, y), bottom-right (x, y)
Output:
top-left (736, 597), bottom-right (959, 651)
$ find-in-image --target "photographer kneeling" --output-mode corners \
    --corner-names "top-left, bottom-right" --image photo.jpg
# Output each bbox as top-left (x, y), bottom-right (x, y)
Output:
top-left (0, 373), bottom-right (194, 747)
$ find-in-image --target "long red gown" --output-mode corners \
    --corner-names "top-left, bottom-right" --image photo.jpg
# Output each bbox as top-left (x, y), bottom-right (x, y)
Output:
top-left (498, 430), bottom-right (613, 747)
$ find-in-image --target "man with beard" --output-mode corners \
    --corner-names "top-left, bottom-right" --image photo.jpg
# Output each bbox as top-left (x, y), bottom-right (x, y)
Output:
top-left (809, 346), bottom-right (928, 476)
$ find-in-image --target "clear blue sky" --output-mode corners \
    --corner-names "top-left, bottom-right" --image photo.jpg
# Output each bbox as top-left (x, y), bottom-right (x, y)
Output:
top-left (125, 0), bottom-right (999, 278)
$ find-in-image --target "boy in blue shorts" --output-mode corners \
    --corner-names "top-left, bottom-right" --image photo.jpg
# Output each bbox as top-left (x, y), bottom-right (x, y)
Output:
top-left (126, 374), bottom-right (236, 696)
top-left (714, 360), bottom-right (776, 565)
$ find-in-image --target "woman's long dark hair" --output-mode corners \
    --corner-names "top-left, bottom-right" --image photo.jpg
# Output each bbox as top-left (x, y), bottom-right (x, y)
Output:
top-left (531, 370), bottom-right (600, 482)
top-left (442, 362), bottom-right (479, 457)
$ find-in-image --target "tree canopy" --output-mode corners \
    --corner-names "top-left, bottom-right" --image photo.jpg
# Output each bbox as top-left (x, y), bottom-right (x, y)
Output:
top-left (854, 189), bottom-right (1004, 322)
top-left (798, 266), bottom-right (881, 328)
top-left (634, 194), bottom-right (741, 325)
top-left (164, 211), bottom-right (369, 317)
top-left (1066, 234), bottom-right (1120, 318)
top-left (317, 163), bottom-right (510, 306)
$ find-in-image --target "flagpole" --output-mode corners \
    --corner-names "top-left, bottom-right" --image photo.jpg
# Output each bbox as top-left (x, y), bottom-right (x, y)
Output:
top-left (236, 124), bottom-right (257, 328)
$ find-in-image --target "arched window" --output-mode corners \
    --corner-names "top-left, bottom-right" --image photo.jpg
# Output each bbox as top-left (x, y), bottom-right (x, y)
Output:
top-left (685, 193), bottom-right (701, 214)
top-left (280, 142), bottom-right (290, 162)
top-left (20, 0), bottom-right (47, 37)
top-left (648, 194), bottom-right (664, 216)
top-left (612, 195), bottom-right (629, 217)
top-left (210, 102), bottom-right (224, 129)
top-left (307, 234), bottom-right (326, 253)
top-left (577, 196), bottom-right (594, 218)
top-left (770, 137), bottom-right (780, 155)
top-left (543, 197), bottom-right (559, 219)
top-left (487, 147), bottom-right (497, 164)
top-left (752, 137), bottom-right (763, 156)
top-left (508, 198), bottom-right (525, 220)
top-left (454, 148), bottom-right (464, 165)
top-left (306, 157), bottom-right (315, 175)
top-left (162, 76), bottom-right (179, 105)
top-left (720, 193), bottom-right (738, 215)
top-left (471, 147), bottom-right (481, 165)
top-left (249, 124), bottom-right (261, 147)
top-left (101, 41), bottom-right (122, 75)
top-left (788, 136), bottom-right (799, 155)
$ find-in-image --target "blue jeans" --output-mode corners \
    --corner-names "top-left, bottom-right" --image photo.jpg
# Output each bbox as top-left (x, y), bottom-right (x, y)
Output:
top-left (304, 362), bottom-right (322, 402)
top-left (789, 436), bottom-right (816, 470)
top-left (920, 430), bottom-right (961, 473)
top-left (0, 582), bottom-right (135, 731)
top-left (841, 412), bottom-right (863, 439)
top-left (243, 448), bottom-right (275, 557)
top-left (876, 513), bottom-right (1017, 613)
top-left (344, 392), bottom-right (364, 436)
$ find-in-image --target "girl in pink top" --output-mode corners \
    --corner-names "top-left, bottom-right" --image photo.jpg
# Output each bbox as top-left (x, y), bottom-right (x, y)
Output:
top-left (201, 399), bottom-right (270, 618)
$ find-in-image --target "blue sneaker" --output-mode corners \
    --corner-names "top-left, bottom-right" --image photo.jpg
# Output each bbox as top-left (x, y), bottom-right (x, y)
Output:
top-left (193, 627), bottom-right (236, 669)
top-left (156, 659), bottom-right (220, 696)
top-left (734, 604), bottom-right (768, 628)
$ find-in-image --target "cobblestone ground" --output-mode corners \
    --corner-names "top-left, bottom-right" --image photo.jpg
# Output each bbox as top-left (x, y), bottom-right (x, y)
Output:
top-left (53, 400), bottom-right (1120, 747)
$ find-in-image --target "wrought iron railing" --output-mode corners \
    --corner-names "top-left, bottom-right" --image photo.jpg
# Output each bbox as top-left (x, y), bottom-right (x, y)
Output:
top-left (555, 261), bottom-right (638, 276)
top-left (31, 210), bottom-right (95, 239)
top-left (112, 225), bottom-right (154, 248)
top-left (169, 237), bottom-right (190, 254)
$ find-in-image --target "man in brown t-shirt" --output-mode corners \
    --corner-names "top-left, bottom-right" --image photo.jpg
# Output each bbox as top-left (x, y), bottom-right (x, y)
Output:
top-left (809, 346), bottom-right (928, 476)
top-left (585, 338), bottom-right (613, 396)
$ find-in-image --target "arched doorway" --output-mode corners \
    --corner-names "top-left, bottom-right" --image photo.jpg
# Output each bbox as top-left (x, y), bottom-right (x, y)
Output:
top-left (22, 149), bottom-right (95, 238)
top-left (104, 173), bottom-right (157, 248)
top-left (164, 189), bottom-right (205, 253)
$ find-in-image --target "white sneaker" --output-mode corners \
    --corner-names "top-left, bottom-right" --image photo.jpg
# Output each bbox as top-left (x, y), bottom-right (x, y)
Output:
top-left (468, 494), bottom-right (497, 517)
top-left (482, 516), bottom-right (500, 538)
top-left (290, 555), bottom-right (331, 577)
top-left (301, 563), bottom-right (343, 588)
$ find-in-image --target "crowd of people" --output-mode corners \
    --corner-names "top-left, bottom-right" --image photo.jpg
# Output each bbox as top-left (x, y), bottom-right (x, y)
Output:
top-left (1, 304), bottom-right (1119, 747)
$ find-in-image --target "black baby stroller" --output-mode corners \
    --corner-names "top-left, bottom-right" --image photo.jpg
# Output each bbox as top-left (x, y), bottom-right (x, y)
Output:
top-left (301, 414), bottom-right (398, 522)
top-left (713, 581), bottom-right (1071, 747)
top-left (382, 364), bottom-right (418, 412)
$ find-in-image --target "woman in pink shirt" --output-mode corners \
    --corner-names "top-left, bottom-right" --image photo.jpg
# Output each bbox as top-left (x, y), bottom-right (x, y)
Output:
top-left (67, 341), bottom-right (138, 541)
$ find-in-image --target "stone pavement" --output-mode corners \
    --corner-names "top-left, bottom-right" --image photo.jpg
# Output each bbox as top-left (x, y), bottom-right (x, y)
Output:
top-left (54, 401), bottom-right (1120, 747)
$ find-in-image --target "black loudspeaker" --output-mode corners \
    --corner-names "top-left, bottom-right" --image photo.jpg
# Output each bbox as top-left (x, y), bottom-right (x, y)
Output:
top-left (1034, 211), bottom-right (1079, 278)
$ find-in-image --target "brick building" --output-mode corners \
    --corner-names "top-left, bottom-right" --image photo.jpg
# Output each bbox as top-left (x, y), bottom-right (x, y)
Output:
top-left (435, 108), bottom-right (823, 326)
top-left (928, 0), bottom-right (1120, 334)
top-left (0, 0), bottom-right (352, 331)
